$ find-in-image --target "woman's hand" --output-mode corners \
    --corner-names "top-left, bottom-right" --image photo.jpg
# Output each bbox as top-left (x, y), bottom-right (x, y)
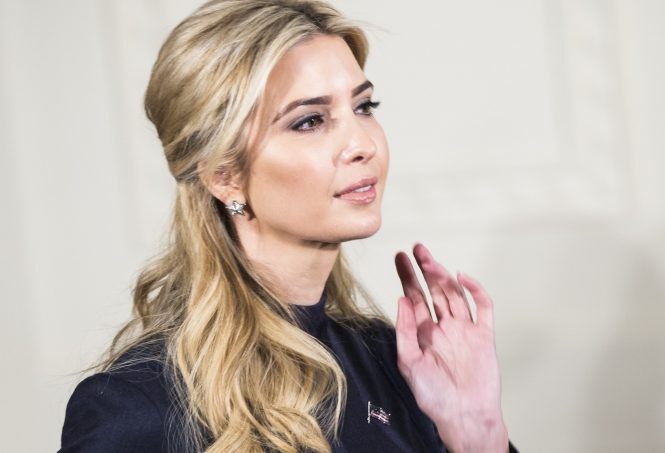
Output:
top-left (394, 243), bottom-right (509, 453)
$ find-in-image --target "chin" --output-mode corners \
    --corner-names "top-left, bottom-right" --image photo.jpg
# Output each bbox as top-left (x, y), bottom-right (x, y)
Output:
top-left (339, 215), bottom-right (382, 242)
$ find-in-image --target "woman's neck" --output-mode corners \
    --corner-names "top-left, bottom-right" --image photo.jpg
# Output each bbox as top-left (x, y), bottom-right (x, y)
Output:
top-left (239, 232), bottom-right (340, 306)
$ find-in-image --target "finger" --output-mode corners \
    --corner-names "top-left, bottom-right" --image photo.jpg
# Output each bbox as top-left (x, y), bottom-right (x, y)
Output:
top-left (407, 244), bottom-right (450, 322)
top-left (457, 272), bottom-right (495, 330)
top-left (411, 244), bottom-right (455, 321)
top-left (395, 296), bottom-right (423, 370)
top-left (413, 243), bottom-right (471, 322)
top-left (394, 251), bottom-right (433, 326)
top-left (413, 243), bottom-right (472, 322)
top-left (428, 284), bottom-right (451, 323)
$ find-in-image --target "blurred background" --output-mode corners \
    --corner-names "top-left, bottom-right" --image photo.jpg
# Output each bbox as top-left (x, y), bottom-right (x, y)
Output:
top-left (1, 0), bottom-right (664, 451)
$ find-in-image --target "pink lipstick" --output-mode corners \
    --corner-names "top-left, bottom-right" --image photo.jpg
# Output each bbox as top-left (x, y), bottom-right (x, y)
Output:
top-left (334, 177), bottom-right (378, 204)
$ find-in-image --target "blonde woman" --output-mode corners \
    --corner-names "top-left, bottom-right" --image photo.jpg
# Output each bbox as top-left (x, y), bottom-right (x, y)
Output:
top-left (59, 1), bottom-right (517, 452)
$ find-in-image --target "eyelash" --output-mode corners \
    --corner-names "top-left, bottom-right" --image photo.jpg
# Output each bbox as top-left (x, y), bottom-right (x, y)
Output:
top-left (290, 100), bottom-right (381, 132)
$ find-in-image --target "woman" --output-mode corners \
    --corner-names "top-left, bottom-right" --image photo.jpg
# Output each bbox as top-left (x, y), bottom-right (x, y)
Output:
top-left (59, 1), bottom-right (516, 452)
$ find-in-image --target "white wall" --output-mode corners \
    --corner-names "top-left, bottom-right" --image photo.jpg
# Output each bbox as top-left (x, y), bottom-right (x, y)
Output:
top-left (1, 1), bottom-right (663, 451)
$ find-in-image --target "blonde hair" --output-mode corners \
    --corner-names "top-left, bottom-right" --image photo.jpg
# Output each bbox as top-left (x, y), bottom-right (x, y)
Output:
top-left (103, 1), bottom-right (386, 452)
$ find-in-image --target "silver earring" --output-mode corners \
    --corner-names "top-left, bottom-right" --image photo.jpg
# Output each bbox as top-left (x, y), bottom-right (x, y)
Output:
top-left (225, 200), bottom-right (247, 216)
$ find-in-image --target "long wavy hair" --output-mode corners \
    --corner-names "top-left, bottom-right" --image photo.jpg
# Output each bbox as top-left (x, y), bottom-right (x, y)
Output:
top-left (100, 1), bottom-right (387, 452)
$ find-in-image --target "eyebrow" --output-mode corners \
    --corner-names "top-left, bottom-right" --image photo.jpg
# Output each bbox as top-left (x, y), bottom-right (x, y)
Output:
top-left (272, 80), bottom-right (374, 124)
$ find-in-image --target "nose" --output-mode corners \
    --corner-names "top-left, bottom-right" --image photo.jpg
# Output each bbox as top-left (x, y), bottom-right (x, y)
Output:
top-left (339, 116), bottom-right (378, 164)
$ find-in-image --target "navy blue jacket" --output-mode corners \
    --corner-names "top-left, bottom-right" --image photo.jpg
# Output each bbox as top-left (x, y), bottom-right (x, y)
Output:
top-left (60, 295), bottom-right (518, 452)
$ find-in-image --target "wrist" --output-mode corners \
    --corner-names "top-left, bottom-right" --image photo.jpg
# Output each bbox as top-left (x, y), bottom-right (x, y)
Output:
top-left (435, 412), bottom-right (508, 453)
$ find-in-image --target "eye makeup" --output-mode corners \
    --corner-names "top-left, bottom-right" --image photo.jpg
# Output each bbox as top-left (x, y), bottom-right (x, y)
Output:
top-left (288, 99), bottom-right (381, 133)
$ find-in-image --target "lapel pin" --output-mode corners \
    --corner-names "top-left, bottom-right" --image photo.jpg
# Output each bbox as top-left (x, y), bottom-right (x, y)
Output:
top-left (367, 401), bottom-right (391, 425)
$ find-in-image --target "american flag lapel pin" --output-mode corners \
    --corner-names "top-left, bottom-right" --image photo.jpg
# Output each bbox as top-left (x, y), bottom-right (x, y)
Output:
top-left (367, 401), bottom-right (391, 425)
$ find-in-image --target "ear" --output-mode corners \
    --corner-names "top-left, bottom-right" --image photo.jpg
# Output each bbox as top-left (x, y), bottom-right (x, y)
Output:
top-left (197, 160), bottom-right (245, 206)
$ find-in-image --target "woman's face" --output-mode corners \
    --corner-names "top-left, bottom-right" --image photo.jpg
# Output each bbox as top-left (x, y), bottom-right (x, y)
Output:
top-left (244, 34), bottom-right (389, 246)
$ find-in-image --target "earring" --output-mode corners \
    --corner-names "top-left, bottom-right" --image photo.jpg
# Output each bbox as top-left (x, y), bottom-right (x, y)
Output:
top-left (225, 200), bottom-right (247, 216)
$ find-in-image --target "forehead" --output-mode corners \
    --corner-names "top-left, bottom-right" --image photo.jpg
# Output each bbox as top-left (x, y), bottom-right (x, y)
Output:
top-left (263, 34), bottom-right (366, 108)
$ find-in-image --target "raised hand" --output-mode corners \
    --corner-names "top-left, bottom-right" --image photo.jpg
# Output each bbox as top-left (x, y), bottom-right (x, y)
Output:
top-left (394, 243), bottom-right (509, 453)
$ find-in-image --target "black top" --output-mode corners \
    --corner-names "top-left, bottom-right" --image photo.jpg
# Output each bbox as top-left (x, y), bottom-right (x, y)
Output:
top-left (293, 294), bottom-right (444, 452)
top-left (60, 293), bottom-right (518, 452)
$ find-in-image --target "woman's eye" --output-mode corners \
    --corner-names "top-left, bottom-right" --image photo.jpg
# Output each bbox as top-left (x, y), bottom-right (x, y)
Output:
top-left (355, 100), bottom-right (381, 116)
top-left (291, 114), bottom-right (324, 131)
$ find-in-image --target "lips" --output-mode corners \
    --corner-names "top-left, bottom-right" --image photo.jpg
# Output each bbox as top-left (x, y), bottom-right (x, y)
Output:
top-left (334, 177), bottom-right (378, 203)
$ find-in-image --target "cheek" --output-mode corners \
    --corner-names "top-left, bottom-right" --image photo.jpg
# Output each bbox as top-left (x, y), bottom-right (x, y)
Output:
top-left (367, 118), bottom-right (389, 154)
top-left (371, 124), bottom-right (390, 176)
top-left (248, 142), bottom-right (334, 216)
